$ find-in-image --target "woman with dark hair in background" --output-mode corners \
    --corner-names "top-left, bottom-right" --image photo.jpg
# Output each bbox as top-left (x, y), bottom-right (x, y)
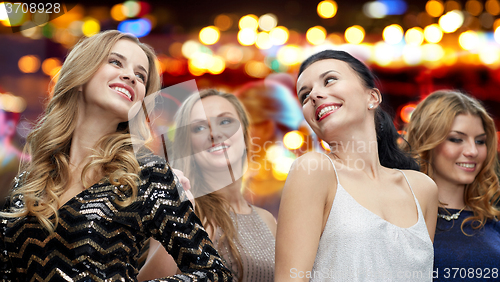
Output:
top-left (0, 30), bottom-right (232, 281)
top-left (275, 50), bottom-right (438, 281)
top-left (404, 90), bottom-right (500, 281)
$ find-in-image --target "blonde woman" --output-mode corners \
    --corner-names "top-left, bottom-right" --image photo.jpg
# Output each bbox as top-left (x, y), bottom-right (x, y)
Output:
top-left (0, 30), bottom-right (232, 281)
top-left (404, 90), bottom-right (500, 280)
top-left (140, 89), bottom-right (276, 282)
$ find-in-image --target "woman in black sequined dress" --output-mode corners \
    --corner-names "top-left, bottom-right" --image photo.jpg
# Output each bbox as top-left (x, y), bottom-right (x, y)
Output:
top-left (0, 30), bottom-right (232, 282)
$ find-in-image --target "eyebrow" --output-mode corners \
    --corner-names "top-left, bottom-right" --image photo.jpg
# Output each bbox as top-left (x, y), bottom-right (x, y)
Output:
top-left (297, 70), bottom-right (340, 95)
top-left (110, 52), bottom-right (148, 75)
top-left (190, 112), bottom-right (236, 123)
top-left (451, 130), bottom-right (487, 137)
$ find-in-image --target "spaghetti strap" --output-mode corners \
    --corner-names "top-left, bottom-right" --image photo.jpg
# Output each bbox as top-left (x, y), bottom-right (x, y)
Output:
top-left (395, 169), bottom-right (417, 200)
top-left (319, 152), bottom-right (339, 186)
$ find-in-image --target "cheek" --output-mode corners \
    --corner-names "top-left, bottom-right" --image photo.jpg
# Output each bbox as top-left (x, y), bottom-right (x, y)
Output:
top-left (478, 146), bottom-right (488, 165)
top-left (191, 133), bottom-right (207, 151)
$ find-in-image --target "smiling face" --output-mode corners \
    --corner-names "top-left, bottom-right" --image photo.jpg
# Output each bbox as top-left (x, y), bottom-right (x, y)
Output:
top-left (189, 95), bottom-right (247, 173)
top-left (80, 39), bottom-right (149, 124)
top-left (296, 59), bottom-right (378, 141)
top-left (432, 114), bottom-right (487, 188)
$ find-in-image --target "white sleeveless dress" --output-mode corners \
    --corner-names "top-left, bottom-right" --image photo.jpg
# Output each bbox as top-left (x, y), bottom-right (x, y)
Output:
top-left (310, 155), bottom-right (433, 281)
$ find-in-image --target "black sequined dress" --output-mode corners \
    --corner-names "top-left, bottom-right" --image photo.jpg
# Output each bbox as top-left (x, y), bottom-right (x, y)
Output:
top-left (0, 155), bottom-right (233, 281)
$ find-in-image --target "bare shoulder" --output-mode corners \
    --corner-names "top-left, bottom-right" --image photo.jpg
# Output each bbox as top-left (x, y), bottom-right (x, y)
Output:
top-left (399, 170), bottom-right (438, 206)
top-left (287, 151), bottom-right (337, 192)
top-left (253, 206), bottom-right (277, 237)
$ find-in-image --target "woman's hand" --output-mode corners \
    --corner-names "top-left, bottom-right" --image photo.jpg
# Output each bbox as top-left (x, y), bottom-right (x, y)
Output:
top-left (172, 168), bottom-right (195, 209)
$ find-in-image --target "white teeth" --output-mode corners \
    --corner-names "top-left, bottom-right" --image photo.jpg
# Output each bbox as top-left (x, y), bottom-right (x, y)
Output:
top-left (457, 163), bottom-right (475, 168)
top-left (112, 87), bottom-right (132, 100)
top-left (207, 145), bottom-right (229, 153)
top-left (318, 105), bottom-right (340, 119)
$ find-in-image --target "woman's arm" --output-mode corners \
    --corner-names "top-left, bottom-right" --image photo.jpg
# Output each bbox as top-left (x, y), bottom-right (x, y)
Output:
top-left (138, 156), bottom-right (232, 281)
top-left (275, 153), bottom-right (336, 281)
top-left (138, 239), bottom-right (180, 281)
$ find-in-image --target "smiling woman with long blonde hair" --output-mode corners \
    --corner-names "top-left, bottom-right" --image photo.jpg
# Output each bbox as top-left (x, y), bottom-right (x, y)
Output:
top-left (0, 30), bottom-right (232, 281)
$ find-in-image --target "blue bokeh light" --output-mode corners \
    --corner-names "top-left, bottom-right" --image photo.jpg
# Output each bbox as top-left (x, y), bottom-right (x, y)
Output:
top-left (118, 18), bottom-right (152, 38)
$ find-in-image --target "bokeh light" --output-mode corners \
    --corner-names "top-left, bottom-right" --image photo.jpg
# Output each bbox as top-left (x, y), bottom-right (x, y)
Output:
top-left (239, 14), bottom-right (259, 30)
top-left (479, 45), bottom-right (500, 65)
top-left (258, 13), bottom-right (277, 31)
top-left (272, 156), bottom-right (295, 181)
top-left (269, 26), bottom-right (289, 45)
top-left (283, 131), bottom-right (304, 150)
top-left (405, 27), bottom-right (424, 45)
top-left (373, 42), bottom-right (394, 66)
top-left (465, 0), bottom-right (483, 16)
top-left (439, 10), bottom-right (464, 33)
top-left (402, 45), bottom-right (423, 65)
top-left (245, 60), bottom-right (269, 78)
top-left (18, 55), bottom-right (40, 73)
top-left (426, 0), bottom-right (444, 17)
top-left (277, 45), bottom-right (302, 66)
top-left (306, 26), bottom-right (327, 45)
top-left (214, 14), bottom-right (232, 31)
top-left (317, 0), bottom-right (338, 19)
top-left (237, 28), bottom-right (258, 46)
top-left (0, 93), bottom-right (27, 113)
top-left (424, 24), bottom-right (443, 43)
top-left (363, 1), bottom-right (388, 18)
top-left (383, 24), bottom-right (404, 44)
top-left (117, 18), bottom-right (151, 38)
top-left (486, 0), bottom-right (500, 15)
top-left (345, 25), bottom-right (365, 44)
top-left (111, 4), bottom-right (127, 21)
top-left (256, 32), bottom-right (272, 49)
top-left (42, 58), bottom-right (62, 76)
top-left (458, 30), bottom-right (479, 50)
top-left (400, 103), bottom-right (417, 123)
top-left (422, 43), bottom-right (444, 61)
top-left (199, 26), bottom-right (220, 45)
top-left (82, 18), bottom-right (100, 37)
top-left (208, 55), bottom-right (225, 74)
top-left (0, 2), bottom-right (8, 21)
top-left (122, 0), bottom-right (140, 18)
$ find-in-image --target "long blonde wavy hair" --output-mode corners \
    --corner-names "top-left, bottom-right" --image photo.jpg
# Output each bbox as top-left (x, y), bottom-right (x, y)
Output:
top-left (403, 90), bottom-right (500, 232)
top-left (172, 89), bottom-right (250, 279)
top-left (2, 30), bottom-right (161, 232)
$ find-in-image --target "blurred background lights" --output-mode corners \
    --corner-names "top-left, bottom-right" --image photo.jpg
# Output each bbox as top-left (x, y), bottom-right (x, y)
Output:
top-left (214, 14), bottom-right (233, 31)
top-left (479, 45), bottom-right (500, 64)
top-left (199, 26), bottom-right (220, 45)
top-left (426, 0), bottom-right (445, 17)
top-left (373, 42), bottom-right (394, 66)
top-left (258, 13), bottom-right (277, 31)
top-left (207, 55), bottom-right (225, 74)
top-left (42, 58), bottom-right (62, 76)
top-left (272, 156), bottom-right (295, 181)
top-left (486, 0), bottom-right (500, 15)
top-left (459, 30), bottom-right (479, 50)
top-left (345, 25), bottom-right (365, 44)
top-left (306, 26), bottom-right (326, 45)
top-left (277, 45), bottom-right (302, 66)
top-left (237, 28), bottom-right (258, 46)
top-left (283, 131), bottom-right (304, 150)
top-left (405, 27), bottom-right (424, 45)
top-left (402, 45), bottom-right (423, 65)
top-left (182, 40), bottom-right (201, 59)
top-left (256, 32), bottom-right (272, 49)
top-left (2, 7), bottom-right (26, 26)
top-left (117, 18), bottom-right (151, 38)
top-left (424, 24), bottom-right (443, 43)
top-left (363, 1), bottom-right (388, 18)
top-left (269, 26), bottom-right (289, 45)
top-left (422, 43), bottom-right (444, 61)
top-left (465, 0), bottom-right (483, 16)
top-left (239, 14), bottom-right (259, 30)
top-left (18, 55), bottom-right (40, 73)
top-left (379, 0), bottom-right (408, 15)
top-left (445, 0), bottom-right (462, 11)
top-left (245, 60), bottom-right (269, 78)
top-left (382, 24), bottom-right (404, 44)
top-left (0, 93), bottom-right (27, 113)
top-left (82, 18), bottom-right (101, 37)
top-left (320, 140), bottom-right (331, 151)
top-left (317, 0), bottom-right (338, 19)
top-left (111, 4), bottom-right (127, 21)
top-left (439, 10), bottom-right (464, 33)
top-left (122, 0), bottom-right (141, 18)
top-left (400, 103), bottom-right (417, 123)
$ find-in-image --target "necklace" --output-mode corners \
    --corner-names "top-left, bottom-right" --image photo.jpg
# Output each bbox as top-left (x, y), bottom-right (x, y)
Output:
top-left (437, 206), bottom-right (467, 221)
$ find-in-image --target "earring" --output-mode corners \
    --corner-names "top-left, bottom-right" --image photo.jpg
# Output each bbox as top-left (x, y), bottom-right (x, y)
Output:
top-left (369, 104), bottom-right (374, 109)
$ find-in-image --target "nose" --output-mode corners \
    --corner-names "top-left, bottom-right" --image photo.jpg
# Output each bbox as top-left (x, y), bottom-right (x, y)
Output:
top-left (209, 121), bottom-right (224, 143)
top-left (309, 87), bottom-right (326, 106)
top-left (463, 140), bottom-right (479, 158)
top-left (120, 67), bottom-right (136, 85)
